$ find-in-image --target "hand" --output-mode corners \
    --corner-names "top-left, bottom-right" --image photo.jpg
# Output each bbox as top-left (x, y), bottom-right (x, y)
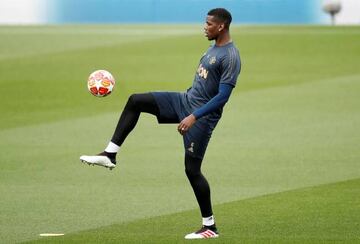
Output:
top-left (177, 114), bottom-right (197, 135)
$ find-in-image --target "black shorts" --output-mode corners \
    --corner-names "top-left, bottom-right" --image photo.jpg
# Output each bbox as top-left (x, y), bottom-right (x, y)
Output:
top-left (152, 92), bottom-right (213, 159)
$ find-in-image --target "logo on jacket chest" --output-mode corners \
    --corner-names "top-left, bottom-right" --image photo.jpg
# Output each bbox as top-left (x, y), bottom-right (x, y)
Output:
top-left (209, 56), bottom-right (216, 65)
top-left (197, 63), bottom-right (208, 79)
top-left (197, 55), bottom-right (216, 80)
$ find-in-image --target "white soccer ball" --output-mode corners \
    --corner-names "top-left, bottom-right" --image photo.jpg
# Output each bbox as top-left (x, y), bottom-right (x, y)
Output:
top-left (87, 70), bottom-right (115, 97)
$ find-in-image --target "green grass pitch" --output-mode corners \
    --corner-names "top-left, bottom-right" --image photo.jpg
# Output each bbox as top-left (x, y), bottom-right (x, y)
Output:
top-left (0, 25), bottom-right (359, 243)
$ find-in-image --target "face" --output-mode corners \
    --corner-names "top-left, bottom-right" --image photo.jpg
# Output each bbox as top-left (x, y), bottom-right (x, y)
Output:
top-left (204, 15), bottom-right (224, 40)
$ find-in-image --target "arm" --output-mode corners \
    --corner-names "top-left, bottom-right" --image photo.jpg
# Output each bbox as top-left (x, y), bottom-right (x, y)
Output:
top-left (177, 83), bottom-right (233, 135)
top-left (193, 83), bottom-right (233, 119)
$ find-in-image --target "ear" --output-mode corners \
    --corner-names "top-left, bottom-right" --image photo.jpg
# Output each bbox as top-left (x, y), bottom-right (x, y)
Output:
top-left (218, 23), bottom-right (225, 32)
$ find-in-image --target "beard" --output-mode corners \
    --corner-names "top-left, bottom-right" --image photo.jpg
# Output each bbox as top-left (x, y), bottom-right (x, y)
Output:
top-left (206, 35), bottom-right (216, 41)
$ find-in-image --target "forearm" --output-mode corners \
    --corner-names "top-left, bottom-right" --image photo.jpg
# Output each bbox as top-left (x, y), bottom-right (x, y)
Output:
top-left (193, 83), bottom-right (233, 119)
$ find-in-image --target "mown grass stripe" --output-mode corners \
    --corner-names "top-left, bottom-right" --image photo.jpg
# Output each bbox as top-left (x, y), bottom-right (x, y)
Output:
top-left (25, 178), bottom-right (360, 243)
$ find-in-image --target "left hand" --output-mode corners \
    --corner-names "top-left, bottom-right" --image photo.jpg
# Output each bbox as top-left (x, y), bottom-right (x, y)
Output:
top-left (177, 114), bottom-right (196, 135)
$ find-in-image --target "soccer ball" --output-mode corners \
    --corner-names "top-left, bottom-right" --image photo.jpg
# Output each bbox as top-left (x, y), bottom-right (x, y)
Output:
top-left (87, 70), bottom-right (115, 97)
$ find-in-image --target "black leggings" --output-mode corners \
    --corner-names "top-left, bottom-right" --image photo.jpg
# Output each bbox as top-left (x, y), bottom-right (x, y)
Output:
top-left (185, 154), bottom-right (213, 217)
top-left (112, 93), bottom-right (213, 218)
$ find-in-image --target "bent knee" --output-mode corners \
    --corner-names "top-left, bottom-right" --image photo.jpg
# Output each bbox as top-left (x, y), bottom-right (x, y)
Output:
top-left (185, 168), bottom-right (201, 179)
top-left (126, 93), bottom-right (141, 110)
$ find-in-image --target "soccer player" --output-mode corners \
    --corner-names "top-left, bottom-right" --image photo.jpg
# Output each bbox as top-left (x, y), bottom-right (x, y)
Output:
top-left (80, 8), bottom-right (241, 239)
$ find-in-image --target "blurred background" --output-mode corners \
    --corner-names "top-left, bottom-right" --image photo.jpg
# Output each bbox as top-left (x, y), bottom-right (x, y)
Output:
top-left (1, 1), bottom-right (359, 243)
top-left (0, 0), bottom-right (359, 25)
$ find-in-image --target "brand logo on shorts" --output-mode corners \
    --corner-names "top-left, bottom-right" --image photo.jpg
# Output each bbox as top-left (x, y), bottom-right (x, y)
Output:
top-left (188, 142), bottom-right (195, 153)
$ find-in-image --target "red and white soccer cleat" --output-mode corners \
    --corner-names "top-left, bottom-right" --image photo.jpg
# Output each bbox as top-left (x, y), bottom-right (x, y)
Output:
top-left (184, 226), bottom-right (219, 239)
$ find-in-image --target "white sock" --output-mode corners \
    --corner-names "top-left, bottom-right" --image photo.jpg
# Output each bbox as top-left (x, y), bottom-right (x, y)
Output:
top-left (202, 215), bottom-right (215, 226)
top-left (104, 141), bottom-right (120, 153)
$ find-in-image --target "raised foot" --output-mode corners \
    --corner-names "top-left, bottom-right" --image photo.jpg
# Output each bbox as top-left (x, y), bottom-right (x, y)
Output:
top-left (80, 155), bottom-right (116, 170)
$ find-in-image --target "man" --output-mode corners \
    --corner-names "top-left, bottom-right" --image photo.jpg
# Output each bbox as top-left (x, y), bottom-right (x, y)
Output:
top-left (80, 8), bottom-right (241, 239)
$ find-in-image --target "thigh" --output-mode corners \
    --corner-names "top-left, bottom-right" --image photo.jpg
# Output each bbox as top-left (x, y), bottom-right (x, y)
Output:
top-left (151, 92), bottom-right (183, 124)
top-left (183, 122), bottom-right (212, 160)
top-left (130, 93), bottom-right (160, 116)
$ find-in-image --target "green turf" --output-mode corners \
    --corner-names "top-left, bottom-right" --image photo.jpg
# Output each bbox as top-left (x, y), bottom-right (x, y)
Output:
top-left (26, 178), bottom-right (360, 243)
top-left (0, 25), bottom-right (359, 243)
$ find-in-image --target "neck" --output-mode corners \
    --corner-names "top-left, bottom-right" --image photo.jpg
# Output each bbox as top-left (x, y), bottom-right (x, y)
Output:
top-left (215, 32), bottom-right (231, 46)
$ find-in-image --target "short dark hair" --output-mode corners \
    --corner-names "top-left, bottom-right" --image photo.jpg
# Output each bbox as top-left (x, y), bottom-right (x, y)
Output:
top-left (207, 8), bottom-right (232, 29)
